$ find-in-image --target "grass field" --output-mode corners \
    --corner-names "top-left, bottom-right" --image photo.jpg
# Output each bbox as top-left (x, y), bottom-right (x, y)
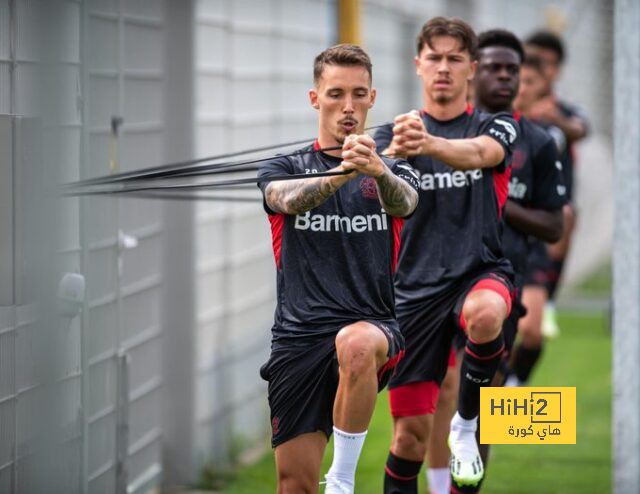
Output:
top-left (218, 309), bottom-right (611, 493)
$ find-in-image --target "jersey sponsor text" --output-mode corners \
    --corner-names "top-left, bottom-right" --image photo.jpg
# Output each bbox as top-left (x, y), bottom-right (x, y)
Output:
top-left (420, 169), bottom-right (482, 191)
top-left (294, 209), bottom-right (389, 233)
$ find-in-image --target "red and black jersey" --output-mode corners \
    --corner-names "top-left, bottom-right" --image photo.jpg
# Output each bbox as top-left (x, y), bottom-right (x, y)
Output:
top-left (374, 106), bottom-right (519, 306)
top-left (502, 115), bottom-right (568, 277)
top-left (257, 142), bottom-right (420, 339)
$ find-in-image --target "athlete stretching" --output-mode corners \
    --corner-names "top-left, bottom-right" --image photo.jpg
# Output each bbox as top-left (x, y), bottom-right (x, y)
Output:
top-left (374, 17), bottom-right (519, 493)
top-left (424, 30), bottom-right (568, 494)
top-left (258, 44), bottom-right (419, 494)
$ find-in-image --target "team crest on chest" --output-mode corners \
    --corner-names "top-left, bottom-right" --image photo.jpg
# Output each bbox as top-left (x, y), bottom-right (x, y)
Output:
top-left (360, 177), bottom-right (379, 199)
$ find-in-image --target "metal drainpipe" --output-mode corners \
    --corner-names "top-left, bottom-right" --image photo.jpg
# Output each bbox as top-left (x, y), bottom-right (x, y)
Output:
top-left (337, 0), bottom-right (362, 45)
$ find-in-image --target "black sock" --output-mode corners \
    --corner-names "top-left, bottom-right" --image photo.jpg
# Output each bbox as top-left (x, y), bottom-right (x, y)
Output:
top-left (513, 344), bottom-right (543, 383)
top-left (458, 334), bottom-right (505, 420)
top-left (383, 451), bottom-right (422, 494)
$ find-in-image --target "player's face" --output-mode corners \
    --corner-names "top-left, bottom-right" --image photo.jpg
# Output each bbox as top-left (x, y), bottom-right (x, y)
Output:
top-left (474, 46), bottom-right (520, 112)
top-left (415, 35), bottom-right (476, 105)
top-left (526, 45), bottom-right (561, 84)
top-left (309, 64), bottom-right (376, 144)
top-left (514, 65), bottom-right (547, 112)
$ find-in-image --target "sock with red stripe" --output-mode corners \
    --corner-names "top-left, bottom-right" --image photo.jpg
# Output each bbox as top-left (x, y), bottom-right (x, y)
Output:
top-left (513, 344), bottom-right (543, 383)
top-left (458, 334), bottom-right (504, 419)
top-left (383, 451), bottom-right (422, 494)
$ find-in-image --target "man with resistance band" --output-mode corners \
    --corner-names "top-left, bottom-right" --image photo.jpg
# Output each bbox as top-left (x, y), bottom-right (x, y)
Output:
top-left (257, 44), bottom-right (419, 494)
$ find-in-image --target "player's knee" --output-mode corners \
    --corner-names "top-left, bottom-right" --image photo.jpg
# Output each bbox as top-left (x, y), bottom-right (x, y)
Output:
top-left (464, 298), bottom-right (506, 340)
top-left (392, 422), bottom-right (429, 459)
top-left (335, 327), bottom-right (381, 377)
top-left (277, 470), bottom-right (316, 494)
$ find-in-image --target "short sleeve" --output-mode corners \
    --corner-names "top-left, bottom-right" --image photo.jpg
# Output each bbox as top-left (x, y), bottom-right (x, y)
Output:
top-left (479, 113), bottom-right (520, 172)
top-left (257, 156), bottom-right (294, 214)
top-left (388, 158), bottom-right (420, 192)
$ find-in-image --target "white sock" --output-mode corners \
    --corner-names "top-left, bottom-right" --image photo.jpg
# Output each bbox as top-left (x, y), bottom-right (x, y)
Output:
top-left (449, 412), bottom-right (478, 455)
top-left (326, 427), bottom-right (367, 489)
top-left (427, 467), bottom-right (450, 494)
top-left (504, 374), bottom-right (523, 387)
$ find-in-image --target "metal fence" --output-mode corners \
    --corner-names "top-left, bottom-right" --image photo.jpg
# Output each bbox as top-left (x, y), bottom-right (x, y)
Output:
top-left (0, 0), bottom-right (613, 492)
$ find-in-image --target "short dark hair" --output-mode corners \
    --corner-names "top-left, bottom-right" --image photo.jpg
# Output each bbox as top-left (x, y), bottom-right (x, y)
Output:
top-left (477, 29), bottom-right (524, 62)
top-left (521, 53), bottom-right (545, 74)
top-left (416, 17), bottom-right (477, 59)
top-left (525, 30), bottom-right (565, 63)
top-left (313, 44), bottom-right (373, 84)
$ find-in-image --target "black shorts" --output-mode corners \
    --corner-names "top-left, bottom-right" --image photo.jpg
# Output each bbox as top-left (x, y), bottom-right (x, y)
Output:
top-left (523, 240), bottom-right (553, 287)
top-left (260, 319), bottom-right (404, 448)
top-left (389, 270), bottom-right (513, 390)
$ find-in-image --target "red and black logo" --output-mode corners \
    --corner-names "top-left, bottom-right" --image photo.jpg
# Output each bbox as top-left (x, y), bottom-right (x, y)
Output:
top-left (360, 177), bottom-right (378, 199)
top-left (271, 416), bottom-right (280, 435)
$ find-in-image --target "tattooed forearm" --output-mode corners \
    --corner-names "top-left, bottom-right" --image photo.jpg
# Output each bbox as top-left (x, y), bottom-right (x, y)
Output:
top-left (265, 176), bottom-right (346, 215)
top-left (375, 169), bottom-right (418, 217)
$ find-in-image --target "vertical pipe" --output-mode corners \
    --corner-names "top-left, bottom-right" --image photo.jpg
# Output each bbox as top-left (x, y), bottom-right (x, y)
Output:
top-left (115, 351), bottom-right (130, 494)
top-left (337, 0), bottom-right (361, 45)
top-left (162, 0), bottom-right (196, 485)
top-left (613, 0), bottom-right (640, 492)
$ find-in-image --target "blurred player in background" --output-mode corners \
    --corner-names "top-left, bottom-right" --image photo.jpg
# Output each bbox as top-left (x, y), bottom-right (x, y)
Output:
top-left (523, 30), bottom-right (590, 339)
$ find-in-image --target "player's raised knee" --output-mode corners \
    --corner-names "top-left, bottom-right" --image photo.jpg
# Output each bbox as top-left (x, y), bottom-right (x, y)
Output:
top-left (464, 293), bottom-right (508, 337)
top-left (336, 324), bottom-right (387, 372)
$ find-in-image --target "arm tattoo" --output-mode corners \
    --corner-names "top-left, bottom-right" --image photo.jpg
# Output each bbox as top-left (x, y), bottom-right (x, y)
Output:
top-left (265, 177), bottom-right (341, 215)
top-left (375, 169), bottom-right (418, 217)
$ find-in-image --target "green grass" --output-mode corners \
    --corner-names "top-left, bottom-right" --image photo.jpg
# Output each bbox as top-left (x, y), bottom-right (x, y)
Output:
top-left (219, 310), bottom-right (611, 493)
top-left (571, 260), bottom-right (612, 298)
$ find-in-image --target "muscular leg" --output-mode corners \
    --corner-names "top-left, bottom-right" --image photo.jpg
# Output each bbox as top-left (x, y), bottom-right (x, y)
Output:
top-left (451, 287), bottom-right (508, 488)
top-left (324, 321), bottom-right (390, 492)
top-left (459, 288), bottom-right (509, 414)
top-left (275, 432), bottom-right (327, 494)
top-left (333, 321), bottom-right (389, 431)
top-left (384, 413), bottom-right (433, 493)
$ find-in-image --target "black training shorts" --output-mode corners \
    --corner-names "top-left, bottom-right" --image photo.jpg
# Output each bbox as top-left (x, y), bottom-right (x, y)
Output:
top-left (260, 319), bottom-right (404, 448)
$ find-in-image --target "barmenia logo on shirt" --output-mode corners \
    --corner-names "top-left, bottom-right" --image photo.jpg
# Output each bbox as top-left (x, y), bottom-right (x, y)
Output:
top-left (294, 209), bottom-right (388, 232)
top-left (420, 169), bottom-right (482, 191)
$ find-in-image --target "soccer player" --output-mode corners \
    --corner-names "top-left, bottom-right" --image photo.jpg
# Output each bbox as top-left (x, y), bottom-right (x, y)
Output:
top-left (507, 53), bottom-right (568, 388)
top-left (523, 30), bottom-right (590, 338)
top-left (423, 30), bottom-right (568, 494)
top-left (374, 17), bottom-right (519, 493)
top-left (258, 44), bottom-right (419, 494)
top-left (421, 30), bottom-right (568, 494)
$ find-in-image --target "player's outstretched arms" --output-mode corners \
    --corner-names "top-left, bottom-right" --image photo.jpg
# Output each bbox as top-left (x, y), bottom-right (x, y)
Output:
top-left (391, 111), bottom-right (510, 170)
top-left (342, 134), bottom-right (418, 217)
top-left (264, 165), bottom-right (354, 215)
